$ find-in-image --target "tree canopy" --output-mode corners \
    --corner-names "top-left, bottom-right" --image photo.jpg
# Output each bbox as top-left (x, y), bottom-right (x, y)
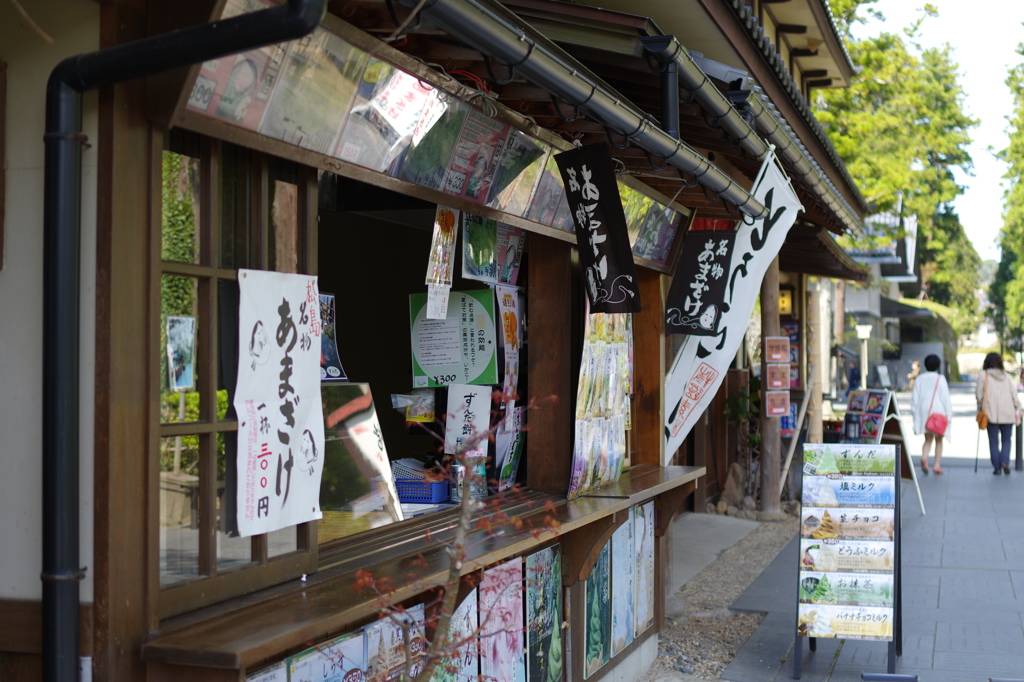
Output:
top-left (817, 1), bottom-right (981, 335)
top-left (992, 45), bottom-right (1024, 352)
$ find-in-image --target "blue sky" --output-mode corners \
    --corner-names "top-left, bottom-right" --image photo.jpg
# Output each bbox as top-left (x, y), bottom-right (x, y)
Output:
top-left (852, 1), bottom-right (1024, 262)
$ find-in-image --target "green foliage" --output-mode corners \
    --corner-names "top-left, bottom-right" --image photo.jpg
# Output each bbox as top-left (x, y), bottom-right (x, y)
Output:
top-left (994, 46), bottom-right (1024, 352)
top-left (821, 3), bottom-right (980, 346)
top-left (159, 390), bottom-right (230, 475)
top-left (918, 209), bottom-right (981, 338)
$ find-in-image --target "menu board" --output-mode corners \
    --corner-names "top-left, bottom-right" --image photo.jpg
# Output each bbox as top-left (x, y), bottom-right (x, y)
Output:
top-left (797, 443), bottom-right (899, 643)
top-left (409, 290), bottom-right (498, 387)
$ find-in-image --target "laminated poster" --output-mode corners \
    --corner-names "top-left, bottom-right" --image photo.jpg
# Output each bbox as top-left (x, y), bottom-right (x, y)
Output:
top-left (246, 661), bottom-right (286, 682)
top-left (166, 315), bottom-right (197, 391)
top-left (797, 603), bottom-right (893, 641)
top-left (462, 214), bottom-right (500, 283)
top-left (801, 507), bottom-right (895, 541)
top-left (766, 363), bottom-right (790, 389)
top-left (432, 589), bottom-right (478, 682)
top-left (444, 108), bottom-right (510, 204)
top-left (337, 61), bottom-right (444, 172)
top-left (634, 501), bottom-right (655, 637)
top-left (583, 541), bottom-right (611, 679)
top-left (632, 204), bottom-right (679, 265)
top-left (766, 390), bottom-right (790, 418)
top-left (366, 604), bottom-right (426, 682)
top-left (802, 475), bottom-right (896, 508)
top-left (320, 293), bottom-right (347, 380)
top-left (495, 406), bottom-right (525, 492)
top-left (846, 391), bottom-right (867, 413)
top-left (527, 155), bottom-right (567, 228)
top-left (804, 443), bottom-right (897, 476)
top-left (234, 270), bottom-right (324, 537)
top-left (259, 31), bottom-right (368, 155)
top-left (611, 511), bottom-right (636, 657)
top-left (426, 206), bottom-right (460, 288)
top-left (764, 336), bottom-right (790, 363)
top-left (799, 539), bottom-right (894, 573)
top-left (525, 546), bottom-right (564, 682)
top-left (395, 98), bottom-right (470, 191)
top-left (496, 284), bottom-right (521, 425)
top-left (187, 0), bottom-right (287, 132)
top-left (480, 559), bottom-right (525, 682)
top-left (486, 131), bottom-right (548, 215)
top-left (497, 225), bottom-right (525, 286)
top-left (288, 630), bottom-right (366, 682)
top-left (410, 290), bottom-right (497, 388)
top-left (319, 383), bottom-right (403, 522)
top-left (444, 383), bottom-right (492, 457)
top-left (799, 570), bottom-right (894, 607)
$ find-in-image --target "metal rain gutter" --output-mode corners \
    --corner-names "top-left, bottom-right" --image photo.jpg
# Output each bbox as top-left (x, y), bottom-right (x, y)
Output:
top-left (42, 2), bottom-right (324, 679)
top-left (397, 0), bottom-right (769, 220)
top-left (640, 36), bottom-right (862, 235)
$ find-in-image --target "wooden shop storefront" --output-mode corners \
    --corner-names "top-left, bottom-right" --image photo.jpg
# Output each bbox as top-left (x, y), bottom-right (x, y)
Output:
top-left (0, 0), bottom-right (872, 680)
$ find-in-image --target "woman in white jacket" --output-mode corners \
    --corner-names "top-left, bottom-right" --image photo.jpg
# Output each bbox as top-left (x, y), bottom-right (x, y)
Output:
top-left (910, 354), bottom-right (952, 474)
top-left (976, 352), bottom-right (1022, 475)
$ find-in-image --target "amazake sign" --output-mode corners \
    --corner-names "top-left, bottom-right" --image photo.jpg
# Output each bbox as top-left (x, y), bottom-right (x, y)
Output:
top-left (664, 152), bottom-right (803, 461)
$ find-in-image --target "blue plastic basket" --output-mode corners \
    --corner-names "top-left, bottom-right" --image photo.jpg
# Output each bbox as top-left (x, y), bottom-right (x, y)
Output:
top-left (394, 479), bottom-right (449, 504)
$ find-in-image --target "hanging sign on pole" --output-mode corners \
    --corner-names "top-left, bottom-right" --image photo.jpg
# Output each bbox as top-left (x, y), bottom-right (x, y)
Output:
top-left (663, 150), bottom-right (803, 462)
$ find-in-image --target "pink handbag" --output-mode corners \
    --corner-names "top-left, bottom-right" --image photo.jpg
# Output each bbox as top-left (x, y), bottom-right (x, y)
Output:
top-left (925, 376), bottom-right (947, 436)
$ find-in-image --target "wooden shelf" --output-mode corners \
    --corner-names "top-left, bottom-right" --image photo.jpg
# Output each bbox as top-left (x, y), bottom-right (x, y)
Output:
top-left (142, 465), bottom-right (703, 673)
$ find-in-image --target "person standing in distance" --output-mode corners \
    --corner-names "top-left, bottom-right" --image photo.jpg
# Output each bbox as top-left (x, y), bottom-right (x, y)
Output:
top-left (910, 354), bottom-right (951, 474)
top-left (977, 352), bottom-right (1022, 475)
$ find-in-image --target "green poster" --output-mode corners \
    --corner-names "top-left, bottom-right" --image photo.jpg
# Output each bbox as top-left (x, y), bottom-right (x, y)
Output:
top-left (410, 290), bottom-right (497, 387)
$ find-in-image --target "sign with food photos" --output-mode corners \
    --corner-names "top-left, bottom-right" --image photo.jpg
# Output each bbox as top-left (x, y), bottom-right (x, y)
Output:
top-left (797, 443), bottom-right (899, 643)
top-left (843, 390), bottom-right (891, 444)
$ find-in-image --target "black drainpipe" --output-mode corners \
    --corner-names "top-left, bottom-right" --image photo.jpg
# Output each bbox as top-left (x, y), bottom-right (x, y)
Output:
top-left (640, 36), bottom-right (680, 140)
top-left (42, 2), bottom-right (325, 679)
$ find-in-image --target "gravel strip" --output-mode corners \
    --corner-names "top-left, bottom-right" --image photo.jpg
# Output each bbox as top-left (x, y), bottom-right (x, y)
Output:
top-left (642, 515), bottom-right (799, 681)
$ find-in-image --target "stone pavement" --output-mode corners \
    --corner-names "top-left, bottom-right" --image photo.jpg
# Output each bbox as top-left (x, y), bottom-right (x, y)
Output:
top-left (723, 382), bottom-right (1024, 681)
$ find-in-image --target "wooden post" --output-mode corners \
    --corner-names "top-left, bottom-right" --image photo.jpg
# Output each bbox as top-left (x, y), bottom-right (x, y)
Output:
top-left (759, 257), bottom-right (782, 514)
top-left (807, 288), bottom-right (823, 444)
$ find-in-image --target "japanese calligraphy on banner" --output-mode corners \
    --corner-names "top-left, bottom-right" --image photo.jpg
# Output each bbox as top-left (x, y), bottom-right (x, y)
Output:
top-left (665, 231), bottom-right (735, 335)
top-left (554, 143), bottom-right (641, 313)
top-left (234, 269), bottom-right (325, 537)
top-left (664, 152), bottom-right (803, 461)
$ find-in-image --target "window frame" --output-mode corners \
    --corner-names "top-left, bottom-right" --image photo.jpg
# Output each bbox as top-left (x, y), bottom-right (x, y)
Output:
top-left (151, 131), bottom-right (319, 620)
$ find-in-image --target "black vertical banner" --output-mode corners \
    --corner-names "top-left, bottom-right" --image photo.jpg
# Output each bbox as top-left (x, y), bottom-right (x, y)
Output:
top-left (554, 143), bottom-right (641, 313)
top-left (665, 230), bottom-right (736, 335)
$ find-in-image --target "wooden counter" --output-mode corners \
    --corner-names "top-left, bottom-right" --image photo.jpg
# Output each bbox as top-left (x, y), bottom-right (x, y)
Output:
top-left (142, 465), bottom-right (703, 677)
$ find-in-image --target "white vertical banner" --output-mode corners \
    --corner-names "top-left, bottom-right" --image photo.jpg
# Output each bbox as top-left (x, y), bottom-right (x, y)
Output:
top-left (664, 152), bottom-right (804, 463)
top-left (235, 269), bottom-right (325, 537)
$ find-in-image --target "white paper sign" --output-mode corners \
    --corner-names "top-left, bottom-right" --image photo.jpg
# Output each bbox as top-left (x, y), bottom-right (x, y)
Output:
top-left (234, 269), bottom-right (325, 536)
top-left (444, 383), bottom-right (492, 456)
top-left (664, 153), bottom-right (804, 462)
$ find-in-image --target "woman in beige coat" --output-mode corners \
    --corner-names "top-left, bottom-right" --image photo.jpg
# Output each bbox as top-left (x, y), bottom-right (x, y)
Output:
top-left (976, 352), bottom-right (1022, 475)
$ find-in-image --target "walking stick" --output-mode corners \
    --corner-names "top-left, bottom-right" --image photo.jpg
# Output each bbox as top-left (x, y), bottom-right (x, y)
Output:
top-left (975, 426), bottom-right (980, 473)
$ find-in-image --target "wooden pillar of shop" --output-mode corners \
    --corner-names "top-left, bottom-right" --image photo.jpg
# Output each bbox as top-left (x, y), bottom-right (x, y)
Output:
top-left (759, 257), bottom-right (782, 514)
top-left (632, 269), bottom-right (665, 466)
top-left (527, 235), bottom-right (575, 495)
top-left (807, 288), bottom-right (823, 443)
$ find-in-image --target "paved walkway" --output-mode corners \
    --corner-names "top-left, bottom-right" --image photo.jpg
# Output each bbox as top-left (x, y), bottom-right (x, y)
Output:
top-left (723, 382), bottom-right (1024, 681)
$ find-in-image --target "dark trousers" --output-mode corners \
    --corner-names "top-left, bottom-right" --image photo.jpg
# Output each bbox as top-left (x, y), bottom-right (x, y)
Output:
top-left (988, 423), bottom-right (1013, 469)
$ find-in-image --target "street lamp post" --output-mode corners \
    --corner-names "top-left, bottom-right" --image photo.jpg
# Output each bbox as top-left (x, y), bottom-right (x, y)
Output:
top-left (856, 324), bottom-right (872, 389)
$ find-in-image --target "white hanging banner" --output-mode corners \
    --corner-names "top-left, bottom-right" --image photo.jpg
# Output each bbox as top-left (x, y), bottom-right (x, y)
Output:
top-left (664, 152), bottom-right (804, 463)
top-left (235, 269), bottom-right (325, 536)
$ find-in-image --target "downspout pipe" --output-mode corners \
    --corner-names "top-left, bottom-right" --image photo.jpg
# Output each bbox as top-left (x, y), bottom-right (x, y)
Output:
top-left (42, 2), bottom-right (325, 680)
top-left (641, 36), bottom-right (862, 234)
top-left (640, 37), bottom-right (680, 141)
top-left (398, 0), bottom-right (768, 219)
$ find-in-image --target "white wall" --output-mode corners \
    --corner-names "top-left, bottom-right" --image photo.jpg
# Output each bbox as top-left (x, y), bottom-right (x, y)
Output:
top-left (0, 0), bottom-right (99, 601)
top-left (843, 264), bottom-right (882, 317)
